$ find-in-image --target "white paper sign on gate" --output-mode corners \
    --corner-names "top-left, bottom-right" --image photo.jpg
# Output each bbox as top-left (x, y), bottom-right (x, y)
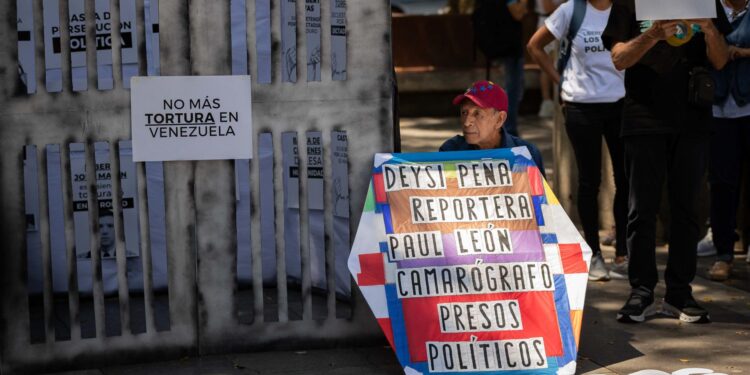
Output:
top-left (131, 75), bottom-right (253, 161)
top-left (17, 0), bottom-right (37, 94)
top-left (635, 0), bottom-right (716, 20)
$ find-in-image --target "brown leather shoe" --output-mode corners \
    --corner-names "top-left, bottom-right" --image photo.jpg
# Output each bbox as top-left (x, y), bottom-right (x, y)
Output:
top-left (708, 261), bottom-right (731, 281)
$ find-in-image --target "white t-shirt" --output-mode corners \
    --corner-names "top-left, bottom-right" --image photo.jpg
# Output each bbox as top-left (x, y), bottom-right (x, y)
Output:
top-left (545, 1), bottom-right (625, 103)
top-left (713, 2), bottom-right (750, 119)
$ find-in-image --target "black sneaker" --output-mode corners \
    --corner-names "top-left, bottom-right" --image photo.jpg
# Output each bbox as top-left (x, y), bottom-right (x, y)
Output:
top-left (662, 295), bottom-right (711, 324)
top-left (616, 287), bottom-right (657, 323)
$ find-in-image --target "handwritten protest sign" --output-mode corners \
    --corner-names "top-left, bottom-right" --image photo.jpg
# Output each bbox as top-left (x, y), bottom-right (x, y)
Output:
top-left (349, 148), bottom-right (591, 374)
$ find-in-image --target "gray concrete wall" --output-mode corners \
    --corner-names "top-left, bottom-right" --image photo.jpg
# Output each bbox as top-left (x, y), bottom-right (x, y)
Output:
top-left (0, 0), bottom-right (393, 373)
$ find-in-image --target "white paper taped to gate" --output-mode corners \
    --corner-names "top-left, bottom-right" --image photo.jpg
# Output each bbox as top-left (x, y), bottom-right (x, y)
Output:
top-left (69, 0), bottom-right (88, 91)
top-left (331, 0), bottom-right (347, 80)
top-left (42, 0), bottom-right (62, 92)
top-left (145, 0), bottom-right (160, 76)
top-left (281, 0), bottom-right (297, 82)
top-left (305, 0), bottom-right (322, 81)
top-left (95, 0), bottom-right (114, 90)
top-left (131, 75), bottom-right (253, 161)
top-left (120, 0), bottom-right (139, 88)
top-left (255, 0), bottom-right (272, 83)
top-left (635, 0), bottom-right (717, 20)
top-left (17, 0), bottom-right (37, 94)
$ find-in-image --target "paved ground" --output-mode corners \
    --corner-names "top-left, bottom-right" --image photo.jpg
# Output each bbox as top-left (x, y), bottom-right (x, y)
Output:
top-left (49, 116), bottom-right (750, 374)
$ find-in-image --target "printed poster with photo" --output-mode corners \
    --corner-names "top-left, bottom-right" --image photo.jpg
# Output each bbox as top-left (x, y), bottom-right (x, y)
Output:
top-left (349, 147), bottom-right (592, 374)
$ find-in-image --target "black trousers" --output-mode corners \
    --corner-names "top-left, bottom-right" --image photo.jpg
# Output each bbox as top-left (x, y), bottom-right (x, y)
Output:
top-left (564, 101), bottom-right (628, 257)
top-left (624, 133), bottom-right (708, 300)
top-left (710, 116), bottom-right (750, 262)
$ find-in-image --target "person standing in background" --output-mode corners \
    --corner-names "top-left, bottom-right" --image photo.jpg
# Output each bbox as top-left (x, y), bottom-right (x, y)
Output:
top-left (603, 0), bottom-right (729, 324)
top-left (528, 0), bottom-right (629, 282)
top-left (473, 0), bottom-right (529, 136)
top-left (705, 0), bottom-right (750, 281)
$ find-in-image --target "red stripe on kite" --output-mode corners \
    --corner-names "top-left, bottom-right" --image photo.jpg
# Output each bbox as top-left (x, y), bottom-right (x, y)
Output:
top-left (357, 253), bottom-right (386, 286)
top-left (373, 173), bottom-right (387, 204)
top-left (559, 243), bottom-right (588, 274)
top-left (378, 318), bottom-right (396, 351)
top-left (528, 166), bottom-right (544, 196)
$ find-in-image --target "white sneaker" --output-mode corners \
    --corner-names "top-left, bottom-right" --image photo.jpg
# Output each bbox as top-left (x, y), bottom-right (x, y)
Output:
top-left (538, 99), bottom-right (555, 118)
top-left (588, 254), bottom-right (610, 281)
top-left (696, 229), bottom-right (717, 257)
top-left (609, 257), bottom-right (628, 280)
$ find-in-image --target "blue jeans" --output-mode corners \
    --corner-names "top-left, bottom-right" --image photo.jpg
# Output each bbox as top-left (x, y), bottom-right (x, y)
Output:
top-left (501, 56), bottom-right (524, 136)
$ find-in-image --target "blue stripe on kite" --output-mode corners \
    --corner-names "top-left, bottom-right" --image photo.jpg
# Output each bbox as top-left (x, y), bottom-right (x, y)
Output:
top-left (381, 204), bottom-right (394, 234)
top-left (554, 275), bottom-right (577, 368)
top-left (385, 284), bottom-right (412, 366)
top-left (389, 149), bottom-right (517, 164)
top-left (541, 233), bottom-right (558, 244)
top-left (532, 196), bottom-right (546, 226)
top-left (379, 241), bottom-right (389, 254)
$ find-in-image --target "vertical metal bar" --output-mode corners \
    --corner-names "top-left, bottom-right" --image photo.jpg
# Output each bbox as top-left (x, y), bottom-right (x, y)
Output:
top-left (145, 161), bottom-right (170, 331)
top-left (235, 158), bottom-right (253, 324)
top-left (17, 0), bottom-right (38, 94)
top-left (282, 132), bottom-right (302, 320)
top-left (259, 133), bottom-right (278, 322)
top-left (120, 0), bottom-right (139, 88)
top-left (46, 144), bottom-right (71, 341)
top-left (93, 142), bottom-right (122, 337)
top-left (305, 131), bottom-right (326, 319)
top-left (254, 0), bottom-right (271, 83)
top-left (331, 131), bottom-right (351, 319)
top-left (69, 143), bottom-right (97, 338)
top-left (298, 129), bottom-right (311, 320)
top-left (118, 141), bottom-right (147, 334)
top-left (24, 145), bottom-right (46, 343)
top-left (94, 0), bottom-right (113, 89)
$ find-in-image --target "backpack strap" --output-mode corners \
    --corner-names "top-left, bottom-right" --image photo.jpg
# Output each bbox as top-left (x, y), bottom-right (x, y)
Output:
top-left (556, 0), bottom-right (587, 78)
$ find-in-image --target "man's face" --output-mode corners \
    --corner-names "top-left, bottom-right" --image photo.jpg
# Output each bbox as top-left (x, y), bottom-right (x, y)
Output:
top-left (460, 101), bottom-right (506, 150)
top-left (99, 215), bottom-right (115, 251)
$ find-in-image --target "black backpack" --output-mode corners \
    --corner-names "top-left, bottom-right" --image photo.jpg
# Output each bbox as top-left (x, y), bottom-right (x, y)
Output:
top-left (472, 0), bottom-right (522, 60)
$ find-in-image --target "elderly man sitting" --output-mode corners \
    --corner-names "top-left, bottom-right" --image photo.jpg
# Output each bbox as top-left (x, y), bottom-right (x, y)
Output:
top-left (440, 80), bottom-right (545, 175)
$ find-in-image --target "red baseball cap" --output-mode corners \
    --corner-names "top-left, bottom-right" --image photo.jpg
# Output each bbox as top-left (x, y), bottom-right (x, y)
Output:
top-left (452, 80), bottom-right (508, 112)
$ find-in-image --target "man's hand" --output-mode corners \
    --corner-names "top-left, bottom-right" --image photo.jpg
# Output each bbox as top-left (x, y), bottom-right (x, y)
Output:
top-left (610, 21), bottom-right (681, 70)
top-left (689, 18), bottom-right (719, 36)
top-left (643, 20), bottom-right (683, 41)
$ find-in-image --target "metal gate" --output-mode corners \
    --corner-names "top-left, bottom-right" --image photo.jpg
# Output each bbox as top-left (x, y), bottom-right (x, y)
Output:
top-left (0, 1), bottom-right (393, 373)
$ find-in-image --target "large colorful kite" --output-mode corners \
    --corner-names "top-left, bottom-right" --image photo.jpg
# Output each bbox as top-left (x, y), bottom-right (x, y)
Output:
top-left (349, 147), bottom-right (592, 374)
